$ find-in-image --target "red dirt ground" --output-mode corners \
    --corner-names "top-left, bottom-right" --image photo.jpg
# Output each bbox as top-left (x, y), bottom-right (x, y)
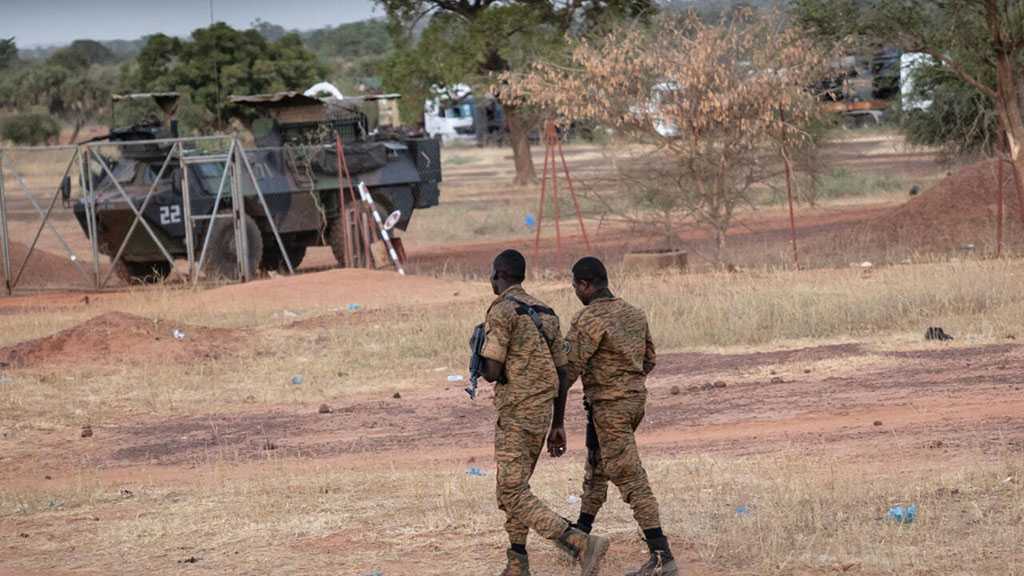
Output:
top-left (4, 339), bottom-right (1021, 485)
top-left (861, 159), bottom-right (1024, 253)
top-left (0, 311), bottom-right (240, 369)
top-left (1, 338), bottom-right (1021, 574)
top-left (0, 241), bottom-right (95, 289)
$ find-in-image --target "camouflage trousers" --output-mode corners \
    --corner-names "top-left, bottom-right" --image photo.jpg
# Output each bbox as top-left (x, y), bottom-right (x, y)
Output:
top-left (495, 407), bottom-right (570, 546)
top-left (581, 393), bottom-right (661, 530)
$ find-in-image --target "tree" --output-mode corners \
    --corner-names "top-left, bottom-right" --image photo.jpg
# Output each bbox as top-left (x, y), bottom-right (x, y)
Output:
top-left (1, 113), bottom-right (60, 145)
top-left (0, 37), bottom-right (16, 70)
top-left (251, 19), bottom-right (289, 42)
top-left (903, 62), bottom-right (1000, 160)
top-left (506, 12), bottom-right (827, 261)
top-left (130, 24), bottom-right (326, 132)
top-left (794, 0), bottom-right (1024, 221)
top-left (48, 39), bottom-right (116, 70)
top-left (376, 0), bottom-right (656, 186)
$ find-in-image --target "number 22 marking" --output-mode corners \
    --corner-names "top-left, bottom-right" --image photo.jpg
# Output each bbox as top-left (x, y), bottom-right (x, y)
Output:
top-left (160, 205), bottom-right (182, 225)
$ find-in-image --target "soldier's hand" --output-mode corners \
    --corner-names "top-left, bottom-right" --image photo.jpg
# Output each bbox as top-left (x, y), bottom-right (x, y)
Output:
top-left (547, 426), bottom-right (567, 457)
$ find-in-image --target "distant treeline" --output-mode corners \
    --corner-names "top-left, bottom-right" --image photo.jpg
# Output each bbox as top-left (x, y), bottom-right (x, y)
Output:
top-left (0, 18), bottom-right (395, 144)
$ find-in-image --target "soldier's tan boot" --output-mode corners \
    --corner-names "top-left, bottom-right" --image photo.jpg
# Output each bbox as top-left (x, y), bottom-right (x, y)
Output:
top-left (625, 536), bottom-right (678, 576)
top-left (556, 526), bottom-right (609, 576)
top-left (500, 549), bottom-right (531, 576)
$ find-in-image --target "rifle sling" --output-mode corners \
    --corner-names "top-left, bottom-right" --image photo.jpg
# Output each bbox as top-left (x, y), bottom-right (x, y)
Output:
top-left (505, 296), bottom-right (556, 347)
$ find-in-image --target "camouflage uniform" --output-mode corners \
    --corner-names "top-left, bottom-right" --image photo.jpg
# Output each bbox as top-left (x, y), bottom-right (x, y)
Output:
top-left (482, 285), bottom-right (570, 547)
top-left (565, 296), bottom-right (661, 530)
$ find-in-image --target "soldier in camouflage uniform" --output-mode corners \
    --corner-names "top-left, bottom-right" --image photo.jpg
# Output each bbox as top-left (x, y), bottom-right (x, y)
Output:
top-left (479, 250), bottom-right (609, 576)
top-left (552, 256), bottom-right (679, 576)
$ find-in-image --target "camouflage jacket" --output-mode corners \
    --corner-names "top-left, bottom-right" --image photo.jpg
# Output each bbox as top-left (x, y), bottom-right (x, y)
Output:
top-left (565, 296), bottom-right (655, 401)
top-left (481, 285), bottom-right (567, 415)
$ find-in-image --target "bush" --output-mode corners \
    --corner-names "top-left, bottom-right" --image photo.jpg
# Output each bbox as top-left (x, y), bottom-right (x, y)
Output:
top-left (1, 113), bottom-right (61, 145)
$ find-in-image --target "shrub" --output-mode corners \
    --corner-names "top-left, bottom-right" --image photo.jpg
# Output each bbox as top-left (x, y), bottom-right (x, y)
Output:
top-left (1, 113), bottom-right (61, 145)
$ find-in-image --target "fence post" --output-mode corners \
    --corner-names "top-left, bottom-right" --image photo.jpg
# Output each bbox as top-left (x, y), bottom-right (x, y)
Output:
top-left (0, 151), bottom-right (11, 295)
top-left (232, 141), bottom-right (252, 282)
top-left (76, 147), bottom-right (102, 290)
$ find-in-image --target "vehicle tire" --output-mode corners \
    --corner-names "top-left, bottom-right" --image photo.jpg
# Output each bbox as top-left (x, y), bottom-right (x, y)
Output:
top-left (203, 214), bottom-right (263, 280)
top-left (260, 243), bottom-right (306, 273)
top-left (327, 213), bottom-right (367, 268)
top-left (114, 260), bottom-right (173, 285)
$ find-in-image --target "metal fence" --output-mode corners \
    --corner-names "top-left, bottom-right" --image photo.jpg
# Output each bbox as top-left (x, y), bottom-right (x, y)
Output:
top-left (0, 136), bottom-right (294, 295)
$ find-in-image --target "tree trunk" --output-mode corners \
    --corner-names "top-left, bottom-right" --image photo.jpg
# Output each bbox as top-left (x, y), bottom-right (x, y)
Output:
top-left (68, 119), bottom-right (84, 145)
top-left (988, 1), bottom-right (1024, 224)
top-left (994, 58), bottom-right (1024, 224)
top-left (505, 105), bottom-right (538, 186)
top-left (713, 226), bottom-right (727, 264)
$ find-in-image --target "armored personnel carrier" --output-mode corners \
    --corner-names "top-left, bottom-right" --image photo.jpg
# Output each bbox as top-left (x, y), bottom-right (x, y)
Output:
top-left (74, 92), bottom-right (441, 282)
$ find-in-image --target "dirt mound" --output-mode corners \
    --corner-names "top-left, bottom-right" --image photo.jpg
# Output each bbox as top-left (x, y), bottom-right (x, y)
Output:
top-left (0, 311), bottom-right (239, 369)
top-left (860, 160), bottom-right (1024, 255)
top-left (0, 240), bottom-right (94, 288)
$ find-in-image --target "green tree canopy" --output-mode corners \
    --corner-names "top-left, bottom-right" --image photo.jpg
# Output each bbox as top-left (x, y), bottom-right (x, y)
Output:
top-left (0, 37), bottom-right (16, 70)
top-left (130, 23), bottom-right (326, 131)
top-left (48, 39), bottom-right (117, 70)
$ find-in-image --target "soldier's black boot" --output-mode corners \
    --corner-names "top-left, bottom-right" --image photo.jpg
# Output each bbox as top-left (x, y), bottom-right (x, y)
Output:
top-left (499, 548), bottom-right (531, 576)
top-left (625, 535), bottom-right (678, 576)
top-left (556, 526), bottom-right (609, 576)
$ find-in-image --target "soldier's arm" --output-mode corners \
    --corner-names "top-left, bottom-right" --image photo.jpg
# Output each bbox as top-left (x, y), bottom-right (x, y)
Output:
top-left (549, 317), bottom-right (571, 428)
top-left (480, 304), bottom-right (512, 383)
top-left (547, 316), bottom-right (571, 456)
top-left (643, 321), bottom-right (656, 375)
top-left (563, 314), bottom-right (601, 385)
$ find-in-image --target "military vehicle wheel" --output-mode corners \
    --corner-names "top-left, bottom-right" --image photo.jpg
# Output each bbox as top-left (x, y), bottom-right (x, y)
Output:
top-left (203, 214), bottom-right (263, 280)
top-left (327, 215), bottom-right (368, 268)
top-left (260, 243), bottom-right (306, 273)
top-left (115, 260), bottom-right (173, 284)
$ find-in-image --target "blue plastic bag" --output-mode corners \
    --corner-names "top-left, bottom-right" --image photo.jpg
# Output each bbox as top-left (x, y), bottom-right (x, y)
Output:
top-left (887, 504), bottom-right (917, 524)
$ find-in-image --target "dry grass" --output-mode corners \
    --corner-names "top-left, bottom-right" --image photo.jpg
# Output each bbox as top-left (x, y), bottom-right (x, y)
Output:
top-left (2, 258), bottom-right (1022, 428)
top-left (2, 449), bottom-right (1020, 575)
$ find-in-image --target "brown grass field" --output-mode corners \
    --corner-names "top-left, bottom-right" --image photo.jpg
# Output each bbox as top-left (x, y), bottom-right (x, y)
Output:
top-left (1, 132), bottom-right (1022, 575)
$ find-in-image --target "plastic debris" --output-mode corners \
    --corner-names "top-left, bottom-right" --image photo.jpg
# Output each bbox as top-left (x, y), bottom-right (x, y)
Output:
top-left (347, 303), bottom-right (362, 312)
top-left (887, 504), bottom-right (917, 524)
top-left (925, 326), bottom-right (954, 341)
top-left (282, 310), bottom-right (299, 318)
top-left (70, 254), bottom-right (78, 262)
top-left (447, 374), bottom-right (465, 382)
top-left (291, 375), bottom-right (304, 385)
top-left (567, 495), bottom-right (581, 505)
top-left (466, 467), bottom-right (487, 477)
top-left (524, 213), bottom-right (536, 229)
top-left (172, 329), bottom-right (186, 341)
top-left (735, 505), bottom-right (751, 516)
top-left (860, 261), bottom-right (873, 269)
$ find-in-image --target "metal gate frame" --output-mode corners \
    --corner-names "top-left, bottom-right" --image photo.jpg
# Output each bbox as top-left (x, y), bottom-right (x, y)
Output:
top-left (0, 145), bottom-right (93, 295)
top-left (0, 136), bottom-right (295, 295)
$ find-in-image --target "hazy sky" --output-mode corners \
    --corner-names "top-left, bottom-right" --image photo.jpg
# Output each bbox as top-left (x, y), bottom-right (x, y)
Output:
top-left (1, 0), bottom-right (381, 47)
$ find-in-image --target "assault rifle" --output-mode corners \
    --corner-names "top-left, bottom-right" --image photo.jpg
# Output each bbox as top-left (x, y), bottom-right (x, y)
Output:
top-left (466, 323), bottom-right (486, 399)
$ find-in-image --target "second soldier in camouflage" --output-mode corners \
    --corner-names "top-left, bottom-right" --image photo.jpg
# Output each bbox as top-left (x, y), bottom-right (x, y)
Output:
top-left (553, 256), bottom-right (679, 576)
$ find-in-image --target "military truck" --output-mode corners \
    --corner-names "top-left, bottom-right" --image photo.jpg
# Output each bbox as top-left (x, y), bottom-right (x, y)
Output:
top-left (73, 92), bottom-right (441, 283)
